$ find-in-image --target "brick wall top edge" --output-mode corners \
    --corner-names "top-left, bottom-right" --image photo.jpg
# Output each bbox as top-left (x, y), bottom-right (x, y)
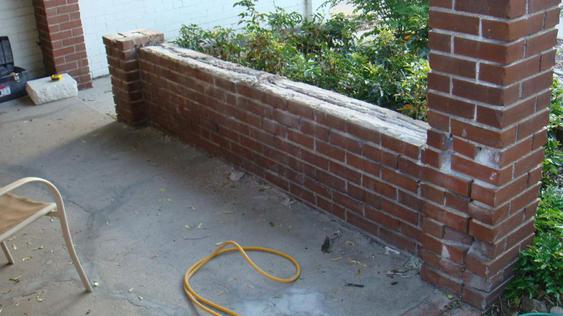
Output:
top-left (142, 43), bottom-right (430, 148)
top-left (103, 29), bottom-right (164, 43)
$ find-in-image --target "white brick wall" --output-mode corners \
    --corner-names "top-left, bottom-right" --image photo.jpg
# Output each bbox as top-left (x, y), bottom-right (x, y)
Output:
top-left (0, 0), bottom-right (45, 78)
top-left (81, 0), bottom-right (327, 78)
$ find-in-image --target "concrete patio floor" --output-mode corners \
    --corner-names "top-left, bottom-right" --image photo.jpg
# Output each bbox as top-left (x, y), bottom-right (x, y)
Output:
top-left (0, 77), bottom-right (477, 316)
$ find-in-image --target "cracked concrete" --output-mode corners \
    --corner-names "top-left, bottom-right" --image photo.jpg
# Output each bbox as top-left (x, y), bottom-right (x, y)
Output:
top-left (0, 77), bottom-right (477, 315)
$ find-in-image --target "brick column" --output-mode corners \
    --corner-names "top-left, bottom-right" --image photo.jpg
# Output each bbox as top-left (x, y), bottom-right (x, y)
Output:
top-left (103, 30), bottom-right (164, 126)
top-left (423, 0), bottom-right (559, 309)
top-left (32, 0), bottom-right (92, 89)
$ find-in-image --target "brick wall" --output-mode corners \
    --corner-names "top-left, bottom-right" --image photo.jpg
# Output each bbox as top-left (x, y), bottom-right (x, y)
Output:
top-left (103, 4), bottom-right (559, 305)
top-left (424, 0), bottom-right (560, 309)
top-left (32, 0), bottom-right (92, 89)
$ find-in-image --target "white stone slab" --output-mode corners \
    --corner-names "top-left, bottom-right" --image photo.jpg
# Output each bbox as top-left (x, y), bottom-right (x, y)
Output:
top-left (26, 74), bottom-right (78, 105)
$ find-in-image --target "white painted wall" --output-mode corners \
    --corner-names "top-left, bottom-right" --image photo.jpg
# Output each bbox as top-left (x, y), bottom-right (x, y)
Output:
top-left (81, 0), bottom-right (327, 78)
top-left (0, 0), bottom-right (45, 78)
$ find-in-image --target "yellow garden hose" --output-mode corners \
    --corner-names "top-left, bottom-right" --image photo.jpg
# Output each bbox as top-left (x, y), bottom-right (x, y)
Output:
top-left (183, 240), bottom-right (302, 316)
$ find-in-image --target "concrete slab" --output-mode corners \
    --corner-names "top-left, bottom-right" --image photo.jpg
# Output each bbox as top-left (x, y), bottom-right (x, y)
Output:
top-left (26, 74), bottom-right (78, 105)
top-left (0, 77), bottom-right (477, 316)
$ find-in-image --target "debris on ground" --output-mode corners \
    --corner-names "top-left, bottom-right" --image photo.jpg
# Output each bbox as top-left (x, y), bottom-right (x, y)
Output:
top-left (440, 297), bottom-right (462, 315)
top-left (281, 197), bottom-right (295, 207)
top-left (228, 170), bottom-right (245, 181)
top-left (386, 256), bottom-right (422, 278)
top-left (321, 231), bottom-right (343, 253)
top-left (384, 246), bottom-right (400, 255)
top-left (321, 236), bottom-right (331, 253)
top-left (9, 275), bottom-right (22, 283)
top-left (522, 297), bottom-right (548, 313)
top-left (345, 283), bottom-right (365, 288)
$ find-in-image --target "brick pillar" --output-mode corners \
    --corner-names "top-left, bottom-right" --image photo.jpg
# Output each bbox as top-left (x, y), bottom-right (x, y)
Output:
top-left (423, 0), bottom-right (559, 309)
top-left (103, 30), bottom-right (164, 126)
top-left (32, 0), bottom-right (92, 89)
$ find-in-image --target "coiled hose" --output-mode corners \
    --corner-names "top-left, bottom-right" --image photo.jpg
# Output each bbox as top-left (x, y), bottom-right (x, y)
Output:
top-left (183, 241), bottom-right (302, 316)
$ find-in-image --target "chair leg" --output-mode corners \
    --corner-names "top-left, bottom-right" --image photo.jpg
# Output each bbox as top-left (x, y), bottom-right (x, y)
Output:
top-left (58, 215), bottom-right (93, 292)
top-left (1, 241), bottom-right (15, 265)
top-left (53, 196), bottom-right (93, 292)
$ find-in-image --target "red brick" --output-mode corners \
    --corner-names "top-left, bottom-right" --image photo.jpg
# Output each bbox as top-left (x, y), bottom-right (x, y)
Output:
top-left (423, 202), bottom-right (469, 232)
top-left (528, 0), bottom-right (561, 14)
top-left (471, 174), bottom-right (528, 207)
top-left (421, 249), bottom-right (465, 279)
top-left (381, 199), bottom-right (419, 225)
top-left (347, 152), bottom-right (380, 177)
top-left (479, 56), bottom-right (541, 85)
top-left (517, 110), bottom-right (549, 140)
top-left (398, 157), bottom-right (422, 178)
top-left (399, 190), bottom-right (422, 211)
top-left (481, 14), bottom-right (543, 41)
top-left (429, 11), bottom-right (480, 35)
top-left (347, 212), bottom-right (379, 236)
top-left (347, 123), bottom-right (380, 144)
top-left (451, 119), bottom-right (517, 148)
top-left (316, 140), bottom-right (345, 162)
top-left (273, 109), bottom-right (301, 128)
top-left (527, 29), bottom-right (558, 57)
top-left (362, 145), bottom-right (381, 162)
top-left (366, 207), bottom-right (400, 230)
top-left (421, 265), bottom-right (463, 295)
top-left (421, 184), bottom-right (445, 204)
top-left (428, 72), bottom-right (450, 94)
top-left (477, 98), bottom-right (536, 129)
top-left (329, 131), bottom-right (363, 154)
top-left (454, 0), bottom-right (526, 18)
top-left (422, 217), bottom-right (445, 238)
top-left (428, 93), bottom-right (475, 119)
top-left (382, 167), bottom-right (418, 192)
top-left (429, 31), bottom-right (451, 53)
top-left (422, 167), bottom-right (472, 196)
top-left (454, 37), bottom-right (524, 65)
top-left (333, 192), bottom-right (364, 215)
top-left (363, 175), bottom-right (397, 199)
top-left (379, 227), bottom-right (418, 254)
top-left (422, 148), bottom-right (441, 168)
top-left (329, 161), bottom-right (361, 184)
top-left (430, 0), bottom-right (452, 8)
top-left (514, 148), bottom-right (544, 177)
top-left (430, 53), bottom-right (476, 79)
top-left (427, 110), bottom-right (450, 132)
top-left (381, 134), bottom-right (420, 159)
top-left (452, 155), bottom-right (512, 186)
top-left (452, 79), bottom-right (519, 106)
top-left (426, 129), bottom-right (448, 150)
top-left (452, 137), bottom-right (477, 158)
top-left (468, 202), bottom-right (510, 226)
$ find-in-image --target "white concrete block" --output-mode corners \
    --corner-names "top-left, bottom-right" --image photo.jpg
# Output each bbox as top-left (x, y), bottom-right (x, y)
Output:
top-left (25, 74), bottom-right (78, 105)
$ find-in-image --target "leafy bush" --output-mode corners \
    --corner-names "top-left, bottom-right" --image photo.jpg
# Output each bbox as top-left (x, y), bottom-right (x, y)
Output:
top-left (328, 0), bottom-right (429, 54)
top-left (543, 78), bottom-right (563, 187)
top-left (176, 0), bottom-right (428, 118)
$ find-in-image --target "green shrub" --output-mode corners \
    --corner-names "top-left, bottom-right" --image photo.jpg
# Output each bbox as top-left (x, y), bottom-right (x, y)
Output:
top-left (176, 0), bottom-right (428, 119)
top-left (543, 78), bottom-right (563, 187)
